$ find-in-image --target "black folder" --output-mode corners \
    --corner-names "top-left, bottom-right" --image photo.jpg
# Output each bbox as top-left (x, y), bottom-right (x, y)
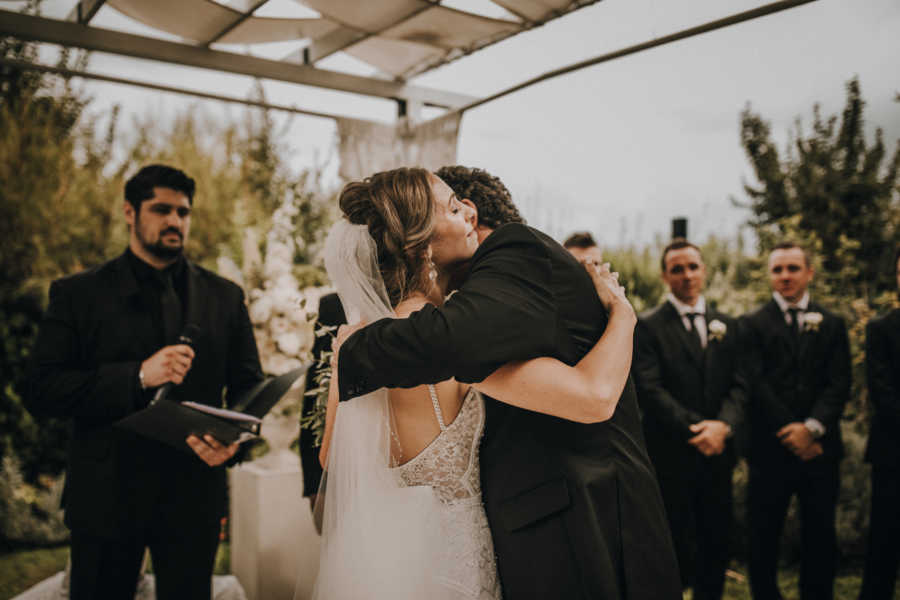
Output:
top-left (115, 365), bottom-right (309, 453)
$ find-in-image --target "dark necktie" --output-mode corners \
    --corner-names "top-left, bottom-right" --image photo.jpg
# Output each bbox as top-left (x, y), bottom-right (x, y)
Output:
top-left (685, 312), bottom-right (704, 351)
top-left (158, 269), bottom-right (183, 345)
top-left (787, 307), bottom-right (801, 340)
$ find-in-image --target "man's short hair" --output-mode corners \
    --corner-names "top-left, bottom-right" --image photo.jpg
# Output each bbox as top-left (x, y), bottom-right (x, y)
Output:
top-left (660, 238), bottom-right (701, 271)
top-left (125, 164), bottom-right (196, 211)
top-left (771, 241), bottom-right (811, 267)
top-left (563, 232), bottom-right (597, 249)
top-left (435, 165), bottom-right (524, 229)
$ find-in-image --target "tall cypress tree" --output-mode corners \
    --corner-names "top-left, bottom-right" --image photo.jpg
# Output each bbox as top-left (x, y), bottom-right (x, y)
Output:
top-left (739, 78), bottom-right (900, 299)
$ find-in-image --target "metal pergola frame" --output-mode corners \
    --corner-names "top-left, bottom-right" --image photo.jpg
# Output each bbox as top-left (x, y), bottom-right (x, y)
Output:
top-left (0, 0), bottom-right (819, 123)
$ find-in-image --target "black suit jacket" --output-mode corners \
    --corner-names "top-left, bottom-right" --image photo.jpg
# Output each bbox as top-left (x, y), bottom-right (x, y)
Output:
top-left (26, 251), bottom-right (263, 537)
top-left (338, 223), bottom-right (680, 600)
top-left (634, 301), bottom-right (748, 471)
top-left (299, 292), bottom-right (345, 497)
top-left (741, 299), bottom-right (850, 464)
top-left (864, 308), bottom-right (900, 467)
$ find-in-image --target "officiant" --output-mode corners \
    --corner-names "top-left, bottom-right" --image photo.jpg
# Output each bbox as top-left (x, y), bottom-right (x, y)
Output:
top-left (25, 164), bottom-right (264, 600)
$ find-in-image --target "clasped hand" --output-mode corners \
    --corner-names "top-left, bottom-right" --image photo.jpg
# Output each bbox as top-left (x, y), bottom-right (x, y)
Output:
top-left (777, 422), bottom-right (823, 461)
top-left (688, 420), bottom-right (730, 456)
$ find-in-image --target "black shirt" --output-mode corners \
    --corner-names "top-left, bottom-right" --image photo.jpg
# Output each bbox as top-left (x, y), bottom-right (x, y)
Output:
top-left (125, 248), bottom-right (186, 348)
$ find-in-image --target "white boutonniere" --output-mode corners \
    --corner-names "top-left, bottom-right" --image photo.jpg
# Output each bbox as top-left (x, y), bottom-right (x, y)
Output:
top-left (708, 319), bottom-right (727, 342)
top-left (804, 312), bottom-right (823, 332)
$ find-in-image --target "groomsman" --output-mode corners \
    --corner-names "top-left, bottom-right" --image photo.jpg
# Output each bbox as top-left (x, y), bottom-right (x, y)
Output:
top-left (858, 246), bottom-right (900, 600)
top-left (633, 239), bottom-right (748, 600)
top-left (563, 231), bottom-right (603, 267)
top-left (742, 242), bottom-right (850, 600)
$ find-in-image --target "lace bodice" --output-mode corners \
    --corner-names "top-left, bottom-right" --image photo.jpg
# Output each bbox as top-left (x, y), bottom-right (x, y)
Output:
top-left (394, 387), bottom-right (484, 504)
top-left (392, 387), bottom-right (501, 600)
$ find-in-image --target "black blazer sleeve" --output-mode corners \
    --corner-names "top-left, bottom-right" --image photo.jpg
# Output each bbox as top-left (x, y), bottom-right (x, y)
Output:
top-left (26, 278), bottom-right (141, 422)
top-left (866, 317), bottom-right (900, 421)
top-left (633, 318), bottom-right (703, 437)
top-left (338, 224), bottom-right (558, 401)
top-left (808, 315), bottom-right (851, 431)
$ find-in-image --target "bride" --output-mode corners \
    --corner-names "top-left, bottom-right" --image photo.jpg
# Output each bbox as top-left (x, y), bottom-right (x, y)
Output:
top-left (309, 168), bottom-right (636, 599)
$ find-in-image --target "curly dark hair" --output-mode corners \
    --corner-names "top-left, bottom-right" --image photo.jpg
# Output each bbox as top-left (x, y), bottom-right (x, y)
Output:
top-left (435, 165), bottom-right (524, 229)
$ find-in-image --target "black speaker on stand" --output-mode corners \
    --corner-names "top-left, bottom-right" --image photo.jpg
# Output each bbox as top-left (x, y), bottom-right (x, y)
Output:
top-left (671, 217), bottom-right (688, 240)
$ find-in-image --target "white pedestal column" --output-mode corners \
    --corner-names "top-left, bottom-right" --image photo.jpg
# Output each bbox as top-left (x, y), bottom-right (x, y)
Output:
top-left (230, 423), bottom-right (321, 600)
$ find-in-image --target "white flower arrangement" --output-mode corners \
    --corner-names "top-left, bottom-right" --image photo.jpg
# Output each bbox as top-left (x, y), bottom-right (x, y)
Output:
top-left (804, 312), bottom-right (823, 332)
top-left (244, 195), bottom-right (318, 378)
top-left (708, 319), bottom-right (727, 342)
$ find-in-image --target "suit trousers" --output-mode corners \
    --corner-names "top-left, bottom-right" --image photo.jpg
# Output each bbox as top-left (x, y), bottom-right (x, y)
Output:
top-left (656, 455), bottom-right (733, 600)
top-left (69, 516), bottom-right (220, 600)
top-left (747, 458), bottom-right (839, 600)
top-left (858, 466), bottom-right (900, 600)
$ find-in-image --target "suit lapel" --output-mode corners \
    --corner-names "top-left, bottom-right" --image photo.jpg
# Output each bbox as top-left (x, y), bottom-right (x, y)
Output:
top-left (763, 299), bottom-right (797, 358)
top-left (663, 301), bottom-right (703, 367)
top-left (797, 301), bottom-right (821, 368)
top-left (704, 309), bottom-right (723, 372)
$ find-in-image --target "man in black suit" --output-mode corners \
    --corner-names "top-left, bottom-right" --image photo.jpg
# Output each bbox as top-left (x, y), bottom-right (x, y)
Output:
top-left (26, 165), bottom-right (264, 600)
top-left (858, 246), bottom-right (900, 600)
top-left (633, 239), bottom-right (748, 600)
top-left (742, 241), bottom-right (850, 600)
top-left (298, 292), bottom-right (345, 512)
top-left (334, 165), bottom-right (681, 599)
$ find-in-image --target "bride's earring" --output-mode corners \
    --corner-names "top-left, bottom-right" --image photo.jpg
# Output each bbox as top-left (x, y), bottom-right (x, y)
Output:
top-left (425, 246), bottom-right (437, 282)
top-left (428, 259), bottom-right (438, 281)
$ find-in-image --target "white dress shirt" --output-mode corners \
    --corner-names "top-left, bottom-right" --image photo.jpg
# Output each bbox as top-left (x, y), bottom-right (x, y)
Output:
top-left (770, 291), bottom-right (825, 438)
top-left (666, 293), bottom-right (707, 348)
top-left (772, 291), bottom-right (810, 329)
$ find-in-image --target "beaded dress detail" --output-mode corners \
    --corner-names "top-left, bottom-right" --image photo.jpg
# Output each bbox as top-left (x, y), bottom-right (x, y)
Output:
top-left (394, 387), bottom-right (501, 600)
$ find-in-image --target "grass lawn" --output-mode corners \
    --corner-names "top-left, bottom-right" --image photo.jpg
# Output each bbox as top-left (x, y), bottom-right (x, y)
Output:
top-left (684, 566), bottom-right (899, 599)
top-left (0, 544), bottom-right (230, 599)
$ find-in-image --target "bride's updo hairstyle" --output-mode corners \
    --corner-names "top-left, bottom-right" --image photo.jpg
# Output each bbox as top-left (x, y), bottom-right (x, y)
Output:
top-left (338, 167), bottom-right (436, 307)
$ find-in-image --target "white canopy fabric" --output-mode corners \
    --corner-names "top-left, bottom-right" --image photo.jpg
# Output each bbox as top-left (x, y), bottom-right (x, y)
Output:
top-left (103, 0), bottom-right (598, 79)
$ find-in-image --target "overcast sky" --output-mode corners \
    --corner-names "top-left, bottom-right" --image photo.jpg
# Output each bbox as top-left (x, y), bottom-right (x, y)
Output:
top-left (14, 0), bottom-right (900, 247)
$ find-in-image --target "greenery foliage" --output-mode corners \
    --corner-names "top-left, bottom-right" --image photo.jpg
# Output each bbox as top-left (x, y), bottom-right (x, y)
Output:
top-left (738, 77), bottom-right (900, 300)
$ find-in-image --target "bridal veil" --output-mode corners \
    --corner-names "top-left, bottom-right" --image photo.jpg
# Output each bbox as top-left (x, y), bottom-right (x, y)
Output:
top-left (297, 219), bottom-right (450, 599)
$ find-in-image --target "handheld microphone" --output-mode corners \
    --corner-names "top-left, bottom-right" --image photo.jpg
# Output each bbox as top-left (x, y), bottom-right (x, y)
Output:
top-left (151, 323), bottom-right (201, 405)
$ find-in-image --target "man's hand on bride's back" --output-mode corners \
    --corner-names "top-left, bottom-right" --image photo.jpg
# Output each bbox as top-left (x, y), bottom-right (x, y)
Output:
top-left (582, 261), bottom-right (636, 322)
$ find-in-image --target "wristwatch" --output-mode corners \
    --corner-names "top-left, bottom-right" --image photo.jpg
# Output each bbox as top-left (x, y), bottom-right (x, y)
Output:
top-left (139, 368), bottom-right (147, 390)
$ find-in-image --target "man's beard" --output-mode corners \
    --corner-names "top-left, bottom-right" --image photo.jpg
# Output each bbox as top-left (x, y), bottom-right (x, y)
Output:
top-left (138, 221), bottom-right (184, 260)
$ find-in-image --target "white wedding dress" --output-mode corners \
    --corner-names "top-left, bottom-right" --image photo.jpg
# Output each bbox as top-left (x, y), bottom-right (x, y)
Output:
top-left (306, 219), bottom-right (502, 600)
top-left (393, 385), bottom-right (501, 600)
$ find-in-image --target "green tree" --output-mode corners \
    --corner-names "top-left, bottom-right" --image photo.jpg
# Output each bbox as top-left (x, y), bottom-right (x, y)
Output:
top-left (739, 77), bottom-right (900, 300)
